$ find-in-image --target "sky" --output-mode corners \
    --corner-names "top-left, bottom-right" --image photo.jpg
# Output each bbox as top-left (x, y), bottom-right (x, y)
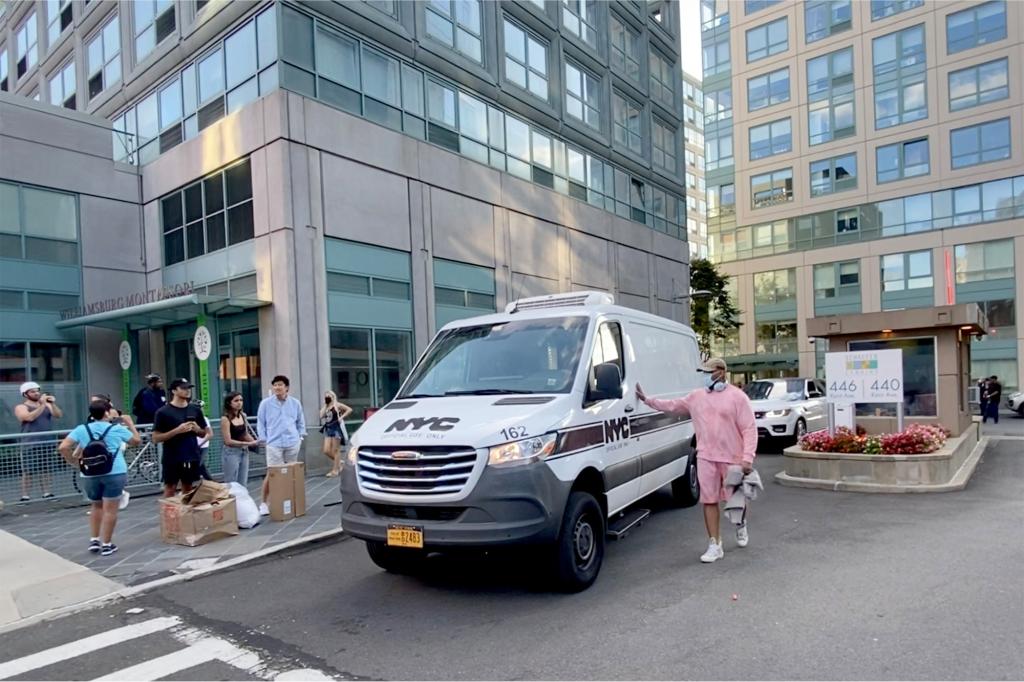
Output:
top-left (679, 0), bottom-right (703, 80)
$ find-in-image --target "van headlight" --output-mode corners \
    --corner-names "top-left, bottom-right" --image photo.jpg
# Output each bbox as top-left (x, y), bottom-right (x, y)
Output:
top-left (766, 409), bottom-right (792, 417)
top-left (488, 433), bottom-right (557, 468)
top-left (346, 444), bottom-right (359, 466)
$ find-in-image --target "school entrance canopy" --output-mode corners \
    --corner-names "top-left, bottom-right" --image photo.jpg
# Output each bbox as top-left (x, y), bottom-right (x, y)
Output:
top-left (54, 293), bottom-right (271, 331)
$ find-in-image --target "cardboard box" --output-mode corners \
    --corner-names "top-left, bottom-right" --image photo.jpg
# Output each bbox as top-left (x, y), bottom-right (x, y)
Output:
top-left (267, 461), bottom-right (306, 521)
top-left (182, 479), bottom-right (230, 506)
top-left (159, 496), bottom-right (239, 546)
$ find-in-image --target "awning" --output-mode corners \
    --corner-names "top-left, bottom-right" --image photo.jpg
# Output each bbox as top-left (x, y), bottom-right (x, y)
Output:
top-left (54, 294), bottom-right (271, 331)
top-left (724, 353), bottom-right (799, 373)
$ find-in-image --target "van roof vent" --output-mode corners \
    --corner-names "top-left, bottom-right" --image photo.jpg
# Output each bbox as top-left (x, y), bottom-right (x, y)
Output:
top-left (505, 291), bottom-right (614, 314)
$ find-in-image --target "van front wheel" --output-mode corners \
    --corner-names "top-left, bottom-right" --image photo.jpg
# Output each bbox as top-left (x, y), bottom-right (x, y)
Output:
top-left (671, 451), bottom-right (700, 508)
top-left (552, 491), bottom-right (605, 592)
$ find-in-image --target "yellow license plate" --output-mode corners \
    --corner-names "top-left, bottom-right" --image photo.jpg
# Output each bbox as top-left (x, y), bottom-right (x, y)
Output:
top-left (386, 524), bottom-right (424, 548)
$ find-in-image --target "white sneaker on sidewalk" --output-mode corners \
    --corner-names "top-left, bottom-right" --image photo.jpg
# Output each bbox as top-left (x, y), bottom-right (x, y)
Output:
top-left (736, 523), bottom-right (749, 548)
top-left (700, 538), bottom-right (724, 563)
top-left (118, 490), bottom-right (131, 510)
top-left (259, 502), bottom-right (270, 516)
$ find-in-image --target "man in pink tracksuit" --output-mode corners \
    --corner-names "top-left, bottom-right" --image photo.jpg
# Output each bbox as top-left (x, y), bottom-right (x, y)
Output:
top-left (636, 357), bottom-right (757, 563)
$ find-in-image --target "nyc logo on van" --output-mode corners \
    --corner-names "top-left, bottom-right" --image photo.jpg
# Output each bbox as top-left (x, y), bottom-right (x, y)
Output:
top-left (385, 417), bottom-right (461, 433)
top-left (604, 417), bottom-right (631, 443)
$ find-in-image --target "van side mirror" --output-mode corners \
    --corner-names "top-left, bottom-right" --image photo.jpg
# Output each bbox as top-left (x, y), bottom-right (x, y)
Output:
top-left (588, 363), bottom-right (623, 402)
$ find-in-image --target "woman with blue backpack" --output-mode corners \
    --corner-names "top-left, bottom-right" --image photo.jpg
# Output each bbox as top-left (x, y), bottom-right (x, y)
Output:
top-left (58, 398), bottom-right (142, 556)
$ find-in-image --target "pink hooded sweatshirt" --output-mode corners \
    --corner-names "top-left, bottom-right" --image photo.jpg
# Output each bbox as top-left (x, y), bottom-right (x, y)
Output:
top-left (644, 384), bottom-right (758, 465)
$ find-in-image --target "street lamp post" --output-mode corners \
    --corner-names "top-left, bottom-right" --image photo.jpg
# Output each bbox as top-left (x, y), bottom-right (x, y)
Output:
top-left (672, 289), bottom-right (713, 303)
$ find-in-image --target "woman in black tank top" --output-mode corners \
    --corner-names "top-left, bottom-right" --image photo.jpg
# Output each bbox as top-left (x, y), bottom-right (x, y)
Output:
top-left (220, 392), bottom-right (257, 486)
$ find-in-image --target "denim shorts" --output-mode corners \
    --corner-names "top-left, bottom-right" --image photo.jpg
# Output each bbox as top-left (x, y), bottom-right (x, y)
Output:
top-left (81, 473), bottom-right (128, 502)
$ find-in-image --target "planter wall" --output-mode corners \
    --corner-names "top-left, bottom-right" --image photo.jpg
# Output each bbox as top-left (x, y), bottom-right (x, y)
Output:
top-left (776, 423), bottom-right (980, 493)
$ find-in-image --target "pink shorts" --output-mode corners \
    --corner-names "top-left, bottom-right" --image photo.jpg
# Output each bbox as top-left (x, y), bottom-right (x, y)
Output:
top-left (697, 459), bottom-right (732, 504)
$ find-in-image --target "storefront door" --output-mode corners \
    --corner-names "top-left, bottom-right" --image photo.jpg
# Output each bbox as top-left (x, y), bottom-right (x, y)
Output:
top-left (218, 327), bottom-right (262, 413)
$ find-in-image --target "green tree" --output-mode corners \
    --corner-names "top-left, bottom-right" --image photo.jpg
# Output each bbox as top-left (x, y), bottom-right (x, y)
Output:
top-left (688, 258), bottom-right (741, 361)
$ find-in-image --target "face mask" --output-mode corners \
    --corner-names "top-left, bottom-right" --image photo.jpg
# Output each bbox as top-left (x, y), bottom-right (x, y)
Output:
top-left (704, 374), bottom-right (726, 392)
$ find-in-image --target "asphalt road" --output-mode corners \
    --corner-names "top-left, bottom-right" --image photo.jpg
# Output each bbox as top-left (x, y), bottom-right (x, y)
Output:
top-left (2, 442), bottom-right (1022, 681)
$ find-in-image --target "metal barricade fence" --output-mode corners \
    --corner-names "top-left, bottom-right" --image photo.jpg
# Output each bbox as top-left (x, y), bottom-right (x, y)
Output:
top-left (0, 418), bottom-right (267, 504)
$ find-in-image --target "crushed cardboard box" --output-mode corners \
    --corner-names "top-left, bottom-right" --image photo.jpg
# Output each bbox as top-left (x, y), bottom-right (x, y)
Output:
top-left (267, 461), bottom-right (306, 521)
top-left (159, 479), bottom-right (239, 546)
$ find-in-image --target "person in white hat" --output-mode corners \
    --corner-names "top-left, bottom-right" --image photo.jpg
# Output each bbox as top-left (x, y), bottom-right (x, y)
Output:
top-left (14, 381), bottom-right (63, 501)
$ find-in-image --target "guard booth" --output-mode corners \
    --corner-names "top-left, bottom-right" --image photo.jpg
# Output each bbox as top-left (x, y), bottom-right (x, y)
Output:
top-left (805, 304), bottom-right (986, 437)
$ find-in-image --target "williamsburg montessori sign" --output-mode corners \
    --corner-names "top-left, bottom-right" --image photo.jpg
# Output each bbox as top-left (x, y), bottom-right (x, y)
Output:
top-left (59, 282), bottom-right (196, 321)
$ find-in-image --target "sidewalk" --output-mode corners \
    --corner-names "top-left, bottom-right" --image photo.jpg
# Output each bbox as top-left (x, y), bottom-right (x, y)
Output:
top-left (0, 475), bottom-right (343, 621)
top-left (976, 412), bottom-right (1024, 439)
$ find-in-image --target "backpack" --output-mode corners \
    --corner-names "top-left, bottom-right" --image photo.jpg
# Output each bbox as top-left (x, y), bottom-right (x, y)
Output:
top-left (80, 423), bottom-right (117, 476)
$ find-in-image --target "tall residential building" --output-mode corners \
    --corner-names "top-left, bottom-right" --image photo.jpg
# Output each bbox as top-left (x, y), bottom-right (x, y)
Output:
top-left (701, 0), bottom-right (1023, 396)
top-left (683, 69), bottom-right (708, 260)
top-left (0, 1), bottom-right (691, 432)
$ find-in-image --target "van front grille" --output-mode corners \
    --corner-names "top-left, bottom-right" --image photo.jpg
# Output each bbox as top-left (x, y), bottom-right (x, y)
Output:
top-left (356, 446), bottom-right (477, 495)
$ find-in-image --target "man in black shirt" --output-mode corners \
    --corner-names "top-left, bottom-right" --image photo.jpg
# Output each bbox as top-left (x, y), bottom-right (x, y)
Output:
top-left (983, 375), bottom-right (1002, 424)
top-left (152, 378), bottom-right (212, 497)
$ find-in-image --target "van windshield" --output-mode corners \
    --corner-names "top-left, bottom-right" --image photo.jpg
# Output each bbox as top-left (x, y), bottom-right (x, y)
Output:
top-left (398, 316), bottom-right (590, 398)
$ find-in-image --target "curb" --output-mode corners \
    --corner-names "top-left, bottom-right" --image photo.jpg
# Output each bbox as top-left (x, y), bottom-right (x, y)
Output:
top-left (0, 527), bottom-right (350, 636)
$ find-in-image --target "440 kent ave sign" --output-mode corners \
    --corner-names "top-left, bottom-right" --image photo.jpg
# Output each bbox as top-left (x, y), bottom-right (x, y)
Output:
top-left (825, 349), bottom-right (904, 404)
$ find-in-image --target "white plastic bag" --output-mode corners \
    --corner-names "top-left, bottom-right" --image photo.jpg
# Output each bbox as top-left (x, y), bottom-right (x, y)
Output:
top-left (228, 481), bottom-right (260, 529)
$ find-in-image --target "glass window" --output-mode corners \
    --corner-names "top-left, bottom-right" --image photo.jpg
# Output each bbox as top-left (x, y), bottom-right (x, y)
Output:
top-left (29, 342), bottom-right (81, 382)
top-left (751, 168), bottom-right (793, 208)
top-left (814, 260), bottom-right (859, 298)
top-left (562, 0), bottom-right (598, 49)
top-left (946, 1), bottom-right (1006, 55)
top-left (48, 59), bottom-right (76, 109)
top-left (747, 67), bottom-right (789, 111)
top-left (566, 61), bottom-right (600, 129)
top-left (16, 11), bottom-right (38, 76)
top-left (426, 0), bottom-right (482, 63)
top-left (948, 58), bottom-right (1009, 112)
top-left (22, 187), bottom-right (77, 241)
top-left (871, 0), bottom-right (923, 21)
top-left (873, 25), bottom-right (926, 129)
top-left (745, 0), bottom-right (782, 14)
top-left (225, 20), bottom-right (256, 90)
top-left (836, 207), bottom-right (859, 233)
top-left (703, 36), bottom-right (730, 78)
top-left (807, 47), bottom-right (855, 144)
top-left (652, 118), bottom-right (677, 173)
top-left (954, 239), bottom-right (1015, 283)
top-left (705, 134), bottom-right (733, 171)
top-left (363, 47), bottom-right (400, 106)
top-left (805, 0), bottom-right (852, 44)
top-left (876, 138), bottom-right (929, 183)
top-left (610, 14), bottom-right (640, 81)
top-left (612, 91), bottom-right (643, 154)
top-left (135, 0), bottom-right (175, 63)
top-left (746, 17), bottom-right (788, 62)
top-left (650, 50), bottom-right (674, 108)
top-left (950, 118), bottom-right (1011, 169)
top-left (850, 337), bottom-right (936, 416)
top-left (503, 19), bottom-right (547, 100)
top-left (704, 87), bottom-right (731, 122)
top-left (809, 153), bottom-right (856, 196)
top-left (882, 250), bottom-right (932, 292)
top-left (753, 268), bottom-right (797, 306)
top-left (87, 14), bottom-right (120, 99)
top-left (316, 27), bottom-right (359, 89)
top-left (197, 48), bottom-right (224, 103)
top-left (749, 118), bottom-right (791, 160)
top-left (47, 0), bottom-right (73, 48)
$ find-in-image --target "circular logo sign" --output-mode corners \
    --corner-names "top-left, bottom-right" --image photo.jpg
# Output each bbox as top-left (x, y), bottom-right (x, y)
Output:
top-left (193, 325), bottom-right (213, 361)
top-left (118, 341), bottom-right (132, 370)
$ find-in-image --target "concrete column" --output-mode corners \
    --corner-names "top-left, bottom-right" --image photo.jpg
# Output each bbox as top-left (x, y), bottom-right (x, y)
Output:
top-left (862, 255), bottom-right (881, 313)
top-left (409, 180), bottom-right (433, 355)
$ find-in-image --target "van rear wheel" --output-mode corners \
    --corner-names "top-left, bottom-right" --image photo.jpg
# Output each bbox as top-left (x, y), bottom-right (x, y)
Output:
top-left (671, 451), bottom-right (700, 508)
top-left (365, 540), bottom-right (426, 575)
top-left (552, 491), bottom-right (605, 592)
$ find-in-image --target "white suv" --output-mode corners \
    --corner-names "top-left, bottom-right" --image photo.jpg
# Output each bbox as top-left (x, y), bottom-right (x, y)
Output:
top-left (1008, 390), bottom-right (1024, 417)
top-left (744, 378), bottom-right (828, 444)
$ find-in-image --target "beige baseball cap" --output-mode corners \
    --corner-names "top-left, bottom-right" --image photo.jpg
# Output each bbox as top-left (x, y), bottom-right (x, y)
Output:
top-left (699, 357), bottom-right (727, 373)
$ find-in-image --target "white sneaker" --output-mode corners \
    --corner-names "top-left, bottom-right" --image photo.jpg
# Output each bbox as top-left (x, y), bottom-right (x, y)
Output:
top-left (118, 490), bottom-right (131, 510)
top-left (259, 502), bottom-right (270, 516)
top-left (736, 523), bottom-right (749, 548)
top-left (700, 539), bottom-right (724, 563)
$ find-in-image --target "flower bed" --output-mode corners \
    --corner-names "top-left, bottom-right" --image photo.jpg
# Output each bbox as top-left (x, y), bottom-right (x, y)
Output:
top-left (800, 424), bottom-right (950, 455)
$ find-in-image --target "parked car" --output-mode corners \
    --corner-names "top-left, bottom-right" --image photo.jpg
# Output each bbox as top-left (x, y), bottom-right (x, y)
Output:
top-left (1008, 390), bottom-right (1024, 417)
top-left (744, 378), bottom-right (828, 444)
top-left (340, 291), bottom-right (703, 592)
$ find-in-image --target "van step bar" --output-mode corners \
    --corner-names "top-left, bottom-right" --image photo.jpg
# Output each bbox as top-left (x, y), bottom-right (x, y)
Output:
top-left (607, 509), bottom-right (651, 540)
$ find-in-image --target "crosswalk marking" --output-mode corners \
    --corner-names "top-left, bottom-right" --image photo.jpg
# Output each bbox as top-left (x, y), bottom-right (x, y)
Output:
top-left (93, 632), bottom-right (261, 681)
top-left (0, 616), bottom-right (180, 680)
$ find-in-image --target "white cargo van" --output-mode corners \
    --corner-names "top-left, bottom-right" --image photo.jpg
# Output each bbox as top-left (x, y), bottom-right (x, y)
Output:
top-left (340, 291), bottom-right (702, 591)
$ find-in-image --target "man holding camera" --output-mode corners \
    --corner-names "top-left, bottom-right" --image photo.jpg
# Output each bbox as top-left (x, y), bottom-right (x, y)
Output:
top-left (152, 378), bottom-right (211, 497)
top-left (14, 381), bottom-right (63, 501)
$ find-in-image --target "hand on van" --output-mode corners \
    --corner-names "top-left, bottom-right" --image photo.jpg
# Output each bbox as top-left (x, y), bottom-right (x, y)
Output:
top-left (635, 383), bottom-right (647, 402)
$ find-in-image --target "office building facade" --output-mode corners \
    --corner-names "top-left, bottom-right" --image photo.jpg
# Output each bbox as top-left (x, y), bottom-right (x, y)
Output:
top-left (701, 0), bottom-right (1023, 396)
top-left (0, 0), bottom-right (691, 431)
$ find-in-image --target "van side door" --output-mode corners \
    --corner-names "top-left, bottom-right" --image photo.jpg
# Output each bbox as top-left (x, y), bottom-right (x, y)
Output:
top-left (584, 320), bottom-right (640, 514)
